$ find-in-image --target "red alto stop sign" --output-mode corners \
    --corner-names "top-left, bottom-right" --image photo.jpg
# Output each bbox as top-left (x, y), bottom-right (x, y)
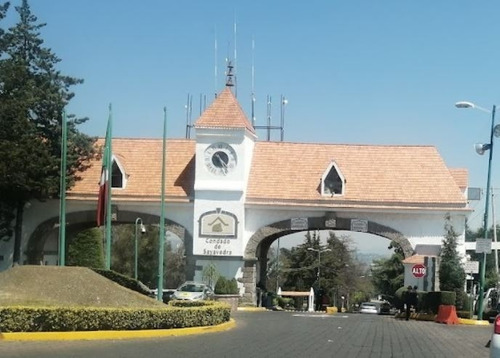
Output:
top-left (412, 264), bottom-right (426, 278)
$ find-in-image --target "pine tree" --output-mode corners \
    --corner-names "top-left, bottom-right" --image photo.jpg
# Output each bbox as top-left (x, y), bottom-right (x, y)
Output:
top-left (439, 214), bottom-right (466, 307)
top-left (0, 0), bottom-right (95, 263)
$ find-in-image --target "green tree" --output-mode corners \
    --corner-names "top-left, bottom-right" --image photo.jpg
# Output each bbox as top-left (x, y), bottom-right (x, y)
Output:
top-left (281, 231), bottom-right (321, 291)
top-left (0, 0), bottom-right (95, 264)
top-left (280, 230), bottom-right (368, 310)
top-left (110, 224), bottom-right (185, 289)
top-left (202, 262), bottom-right (219, 289)
top-left (370, 243), bottom-right (404, 304)
top-left (439, 214), bottom-right (466, 307)
top-left (67, 228), bottom-right (105, 269)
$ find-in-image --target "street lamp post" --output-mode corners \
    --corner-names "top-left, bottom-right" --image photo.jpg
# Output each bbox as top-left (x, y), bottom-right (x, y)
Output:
top-left (134, 218), bottom-right (145, 280)
top-left (456, 101), bottom-right (500, 320)
top-left (307, 247), bottom-right (332, 287)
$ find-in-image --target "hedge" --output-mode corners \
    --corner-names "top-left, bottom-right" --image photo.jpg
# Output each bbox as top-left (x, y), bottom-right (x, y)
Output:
top-left (0, 301), bottom-right (230, 332)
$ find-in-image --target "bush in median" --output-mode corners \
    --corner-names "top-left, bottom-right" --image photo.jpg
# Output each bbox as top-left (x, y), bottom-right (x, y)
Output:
top-left (0, 301), bottom-right (231, 332)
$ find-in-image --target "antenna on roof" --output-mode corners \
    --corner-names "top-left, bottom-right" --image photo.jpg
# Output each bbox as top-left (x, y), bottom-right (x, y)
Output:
top-left (185, 93), bottom-right (193, 139)
top-left (225, 59), bottom-right (234, 88)
top-left (266, 95), bottom-right (272, 141)
top-left (199, 93), bottom-right (206, 116)
top-left (251, 37), bottom-right (256, 127)
top-left (253, 94), bottom-right (287, 142)
top-left (280, 95), bottom-right (288, 141)
top-left (214, 26), bottom-right (218, 99)
top-left (233, 18), bottom-right (237, 98)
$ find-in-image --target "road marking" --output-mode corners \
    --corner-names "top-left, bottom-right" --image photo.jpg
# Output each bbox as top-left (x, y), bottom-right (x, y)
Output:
top-left (292, 314), bottom-right (349, 318)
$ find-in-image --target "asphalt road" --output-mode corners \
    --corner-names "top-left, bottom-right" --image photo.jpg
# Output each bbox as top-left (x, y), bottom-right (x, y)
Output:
top-left (0, 311), bottom-right (493, 358)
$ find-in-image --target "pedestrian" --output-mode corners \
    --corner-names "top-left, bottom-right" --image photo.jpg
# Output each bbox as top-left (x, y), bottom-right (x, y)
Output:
top-left (404, 285), bottom-right (412, 320)
top-left (411, 285), bottom-right (418, 312)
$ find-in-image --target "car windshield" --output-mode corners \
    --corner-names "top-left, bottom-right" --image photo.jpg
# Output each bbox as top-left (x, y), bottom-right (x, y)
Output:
top-left (179, 284), bottom-right (204, 293)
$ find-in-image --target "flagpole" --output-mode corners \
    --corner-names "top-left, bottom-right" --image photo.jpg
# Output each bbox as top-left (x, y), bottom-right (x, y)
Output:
top-left (158, 107), bottom-right (167, 301)
top-left (105, 104), bottom-right (113, 270)
top-left (58, 110), bottom-right (67, 266)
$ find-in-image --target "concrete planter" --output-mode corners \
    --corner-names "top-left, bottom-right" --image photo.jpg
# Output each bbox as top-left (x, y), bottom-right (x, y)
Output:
top-left (214, 294), bottom-right (240, 312)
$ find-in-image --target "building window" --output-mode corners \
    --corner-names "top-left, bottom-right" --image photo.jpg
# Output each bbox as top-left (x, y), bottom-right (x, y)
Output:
top-left (322, 161), bottom-right (345, 196)
top-left (111, 156), bottom-right (127, 189)
top-left (111, 161), bottom-right (123, 188)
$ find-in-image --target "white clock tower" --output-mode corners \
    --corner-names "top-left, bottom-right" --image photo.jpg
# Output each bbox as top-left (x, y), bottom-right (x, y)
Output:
top-left (192, 85), bottom-right (256, 263)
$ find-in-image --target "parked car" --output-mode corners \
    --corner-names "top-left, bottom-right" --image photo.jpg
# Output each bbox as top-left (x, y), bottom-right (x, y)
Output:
top-left (149, 288), bottom-right (176, 303)
top-left (489, 314), bottom-right (500, 357)
top-left (172, 281), bottom-right (214, 301)
top-left (379, 301), bottom-right (392, 315)
top-left (360, 302), bottom-right (379, 314)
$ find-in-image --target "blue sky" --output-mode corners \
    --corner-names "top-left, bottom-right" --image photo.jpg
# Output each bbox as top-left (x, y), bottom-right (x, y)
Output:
top-left (18, 0), bottom-right (500, 237)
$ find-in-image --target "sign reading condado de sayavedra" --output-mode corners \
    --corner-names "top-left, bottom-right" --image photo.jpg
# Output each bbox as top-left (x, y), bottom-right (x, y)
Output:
top-left (196, 208), bottom-right (239, 256)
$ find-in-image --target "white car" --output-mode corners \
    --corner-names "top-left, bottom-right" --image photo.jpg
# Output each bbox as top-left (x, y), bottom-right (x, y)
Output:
top-left (490, 314), bottom-right (500, 357)
top-left (360, 302), bottom-right (379, 314)
top-left (172, 281), bottom-right (214, 301)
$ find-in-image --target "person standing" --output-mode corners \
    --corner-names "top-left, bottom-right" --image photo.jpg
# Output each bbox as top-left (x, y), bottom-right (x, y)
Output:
top-left (411, 285), bottom-right (418, 312)
top-left (404, 285), bottom-right (413, 320)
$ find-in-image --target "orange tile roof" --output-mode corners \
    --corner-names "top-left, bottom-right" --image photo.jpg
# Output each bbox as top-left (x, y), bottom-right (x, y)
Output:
top-left (68, 138), bottom-right (468, 211)
top-left (194, 88), bottom-right (255, 134)
top-left (68, 138), bottom-right (194, 202)
top-left (246, 141), bottom-right (467, 209)
top-left (68, 87), bottom-right (467, 210)
top-left (402, 255), bottom-right (427, 264)
top-left (449, 168), bottom-right (468, 190)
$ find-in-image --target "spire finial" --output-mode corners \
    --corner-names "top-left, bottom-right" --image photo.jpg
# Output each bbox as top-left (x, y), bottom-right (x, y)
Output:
top-left (225, 60), bottom-right (234, 87)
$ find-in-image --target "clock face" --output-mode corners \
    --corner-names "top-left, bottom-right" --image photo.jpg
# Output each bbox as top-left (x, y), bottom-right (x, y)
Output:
top-left (204, 142), bottom-right (237, 176)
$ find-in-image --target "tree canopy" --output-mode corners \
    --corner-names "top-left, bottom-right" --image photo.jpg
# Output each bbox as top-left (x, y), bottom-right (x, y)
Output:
top-left (0, 0), bottom-right (95, 263)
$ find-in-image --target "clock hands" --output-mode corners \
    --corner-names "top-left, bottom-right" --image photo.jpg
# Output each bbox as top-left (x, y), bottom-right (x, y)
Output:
top-left (215, 153), bottom-right (228, 175)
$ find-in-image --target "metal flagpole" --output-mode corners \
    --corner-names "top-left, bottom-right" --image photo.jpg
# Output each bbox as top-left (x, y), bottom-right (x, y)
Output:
top-left (158, 107), bottom-right (167, 301)
top-left (58, 110), bottom-right (67, 266)
top-left (493, 191), bottom-right (498, 275)
top-left (105, 104), bottom-right (113, 270)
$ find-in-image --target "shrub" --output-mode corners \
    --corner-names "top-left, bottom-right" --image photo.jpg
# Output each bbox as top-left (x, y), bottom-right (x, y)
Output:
top-left (91, 268), bottom-right (152, 296)
top-left (67, 228), bottom-right (105, 269)
top-left (0, 301), bottom-right (231, 332)
top-left (214, 276), bottom-right (239, 294)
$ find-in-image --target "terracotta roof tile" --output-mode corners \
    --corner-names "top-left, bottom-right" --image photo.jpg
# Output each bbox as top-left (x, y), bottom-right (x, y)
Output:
top-left (68, 139), bottom-right (468, 211)
top-left (194, 88), bottom-right (255, 134)
top-left (402, 255), bottom-right (428, 264)
top-left (68, 138), bottom-right (194, 202)
top-left (246, 142), bottom-right (467, 208)
top-left (449, 168), bottom-right (468, 190)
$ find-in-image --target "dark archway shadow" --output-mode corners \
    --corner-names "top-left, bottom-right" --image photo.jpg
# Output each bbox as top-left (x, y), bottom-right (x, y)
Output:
top-left (25, 210), bottom-right (193, 276)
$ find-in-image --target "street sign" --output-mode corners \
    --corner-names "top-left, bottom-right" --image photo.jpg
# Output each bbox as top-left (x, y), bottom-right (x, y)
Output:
top-left (464, 261), bottom-right (479, 274)
top-left (350, 219), bottom-right (368, 232)
top-left (291, 217), bottom-right (308, 230)
top-left (476, 239), bottom-right (492, 254)
top-left (411, 264), bottom-right (426, 278)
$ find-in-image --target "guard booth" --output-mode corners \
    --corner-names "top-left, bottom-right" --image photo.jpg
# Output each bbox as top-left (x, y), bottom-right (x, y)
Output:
top-left (403, 244), bottom-right (440, 291)
top-left (278, 287), bottom-right (315, 312)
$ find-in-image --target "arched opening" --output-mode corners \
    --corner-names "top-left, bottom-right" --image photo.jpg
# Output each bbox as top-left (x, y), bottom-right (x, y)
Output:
top-left (240, 215), bottom-right (412, 305)
top-left (25, 211), bottom-right (194, 283)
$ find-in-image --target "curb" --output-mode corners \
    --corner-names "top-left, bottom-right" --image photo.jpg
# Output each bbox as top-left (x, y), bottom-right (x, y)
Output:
top-left (0, 319), bottom-right (236, 341)
top-left (458, 318), bottom-right (490, 326)
top-left (237, 306), bottom-right (267, 312)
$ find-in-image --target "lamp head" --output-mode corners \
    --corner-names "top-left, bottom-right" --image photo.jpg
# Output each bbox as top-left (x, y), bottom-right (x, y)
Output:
top-left (140, 223), bottom-right (146, 234)
top-left (475, 143), bottom-right (491, 155)
top-left (495, 124), bottom-right (500, 138)
top-left (455, 101), bottom-right (475, 109)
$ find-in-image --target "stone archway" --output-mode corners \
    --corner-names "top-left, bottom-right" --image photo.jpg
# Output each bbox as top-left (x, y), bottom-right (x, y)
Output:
top-left (240, 214), bottom-right (413, 304)
top-left (25, 210), bottom-right (193, 270)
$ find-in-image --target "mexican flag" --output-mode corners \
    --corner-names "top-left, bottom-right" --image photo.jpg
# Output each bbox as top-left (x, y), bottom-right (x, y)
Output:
top-left (96, 115), bottom-right (112, 227)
